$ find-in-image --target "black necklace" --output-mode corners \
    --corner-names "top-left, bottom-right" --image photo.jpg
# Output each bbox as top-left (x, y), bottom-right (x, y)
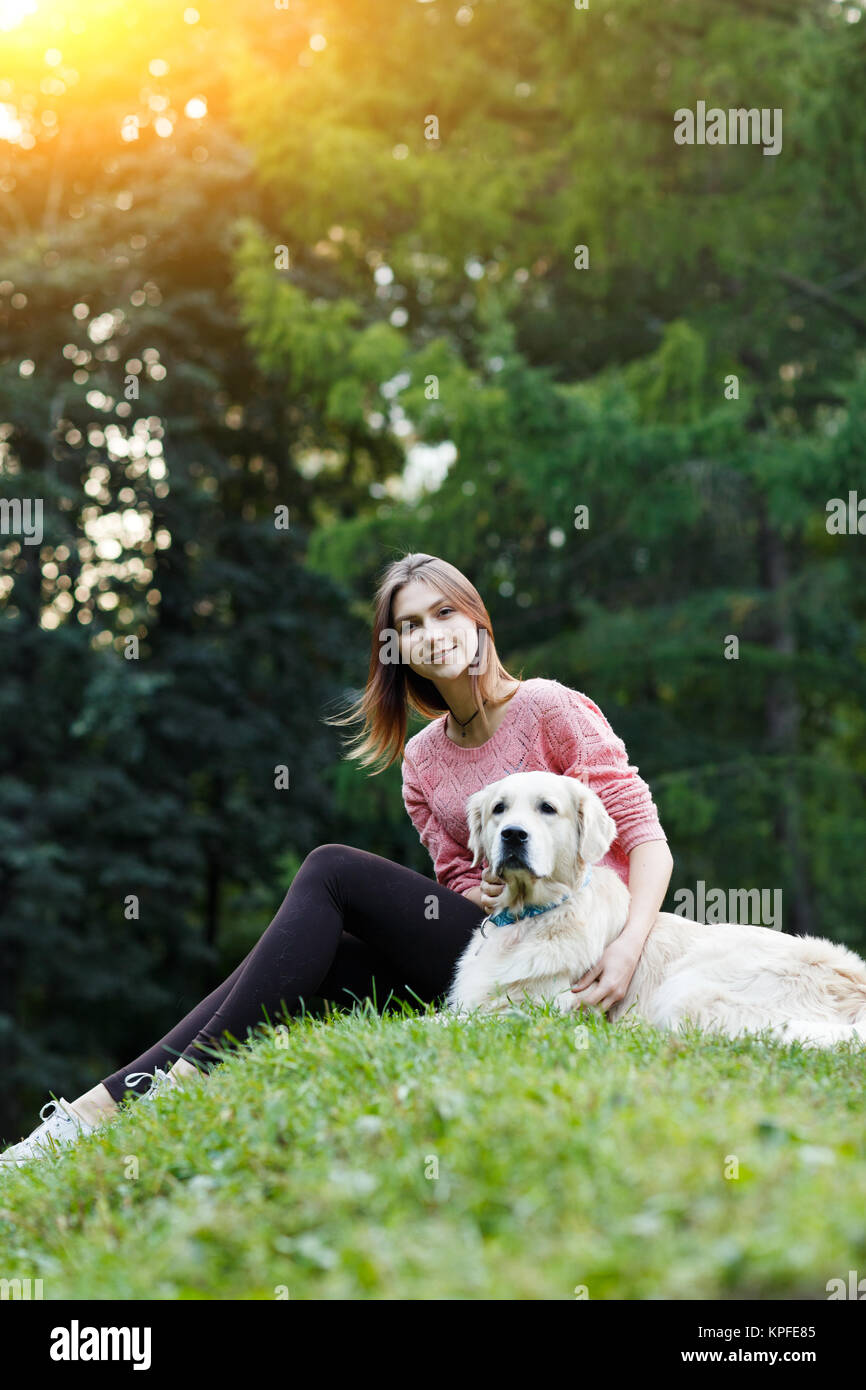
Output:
top-left (448, 699), bottom-right (488, 738)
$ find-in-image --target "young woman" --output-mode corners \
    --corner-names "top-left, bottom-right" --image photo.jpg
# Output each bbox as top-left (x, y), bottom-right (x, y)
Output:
top-left (1, 552), bottom-right (673, 1169)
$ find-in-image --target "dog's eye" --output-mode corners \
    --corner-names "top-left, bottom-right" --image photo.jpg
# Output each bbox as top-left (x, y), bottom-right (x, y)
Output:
top-left (491, 801), bottom-right (506, 815)
top-left (539, 802), bottom-right (557, 815)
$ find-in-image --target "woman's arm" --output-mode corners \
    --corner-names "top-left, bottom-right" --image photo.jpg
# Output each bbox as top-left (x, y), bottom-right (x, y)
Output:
top-left (570, 838), bottom-right (674, 1014)
top-left (401, 751), bottom-right (481, 896)
top-left (615, 838), bottom-right (675, 956)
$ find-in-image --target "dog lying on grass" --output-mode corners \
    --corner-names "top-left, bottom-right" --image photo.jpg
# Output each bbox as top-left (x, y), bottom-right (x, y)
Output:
top-left (442, 772), bottom-right (866, 1048)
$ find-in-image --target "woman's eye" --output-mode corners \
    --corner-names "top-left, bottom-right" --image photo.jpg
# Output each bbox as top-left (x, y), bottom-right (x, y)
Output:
top-left (540, 803), bottom-right (557, 815)
top-left (403, 608), bottom-right (453, 631)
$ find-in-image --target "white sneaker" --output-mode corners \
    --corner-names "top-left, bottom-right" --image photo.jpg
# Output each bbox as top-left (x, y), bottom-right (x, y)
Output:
top-left (122, 1067), bottom-right (181, 1104)
top-left (0, 1097), bottom-right (102, 1170)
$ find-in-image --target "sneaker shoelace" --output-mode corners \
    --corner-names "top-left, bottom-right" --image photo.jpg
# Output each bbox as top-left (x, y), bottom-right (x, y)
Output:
top-left (123, 1067), bottom-right (176, 1101)
top-left (30, 1099), bottom-right (88, 1156)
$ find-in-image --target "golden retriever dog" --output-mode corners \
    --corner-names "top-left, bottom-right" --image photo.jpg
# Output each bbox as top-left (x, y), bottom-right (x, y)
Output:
top-left (443, 771), bottom-right (866, 1048)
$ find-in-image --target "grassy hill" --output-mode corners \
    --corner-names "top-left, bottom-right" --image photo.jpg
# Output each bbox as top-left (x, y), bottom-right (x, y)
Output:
top-left (1, 1002), bottom-right (864, 1299)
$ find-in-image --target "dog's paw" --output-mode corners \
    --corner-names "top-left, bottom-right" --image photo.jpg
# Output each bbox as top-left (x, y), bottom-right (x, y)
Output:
top-left (552, 988), bottom-right (587, 1014)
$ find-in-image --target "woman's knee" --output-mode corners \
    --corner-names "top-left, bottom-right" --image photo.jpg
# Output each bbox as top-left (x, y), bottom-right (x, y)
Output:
top-left (300, 843), bottom-right (370, 885)
top-left (303, 843), bottom-right (357, 869)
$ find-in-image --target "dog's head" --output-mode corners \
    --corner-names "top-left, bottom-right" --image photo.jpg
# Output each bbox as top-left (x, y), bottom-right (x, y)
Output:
top-left (465, 771), bottom-right (616, 901)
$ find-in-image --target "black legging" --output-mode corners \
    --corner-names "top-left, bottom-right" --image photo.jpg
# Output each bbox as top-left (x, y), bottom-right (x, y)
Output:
top-left (101, 844), bottom-right (482, 1102)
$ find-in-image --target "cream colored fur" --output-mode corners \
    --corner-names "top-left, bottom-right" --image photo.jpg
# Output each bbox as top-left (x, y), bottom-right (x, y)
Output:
top-left (443, 771), bottom-right (866, 1049)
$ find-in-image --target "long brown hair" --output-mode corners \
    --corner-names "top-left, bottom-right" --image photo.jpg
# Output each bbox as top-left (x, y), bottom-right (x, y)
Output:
top-left (323, 552), bottom-right (524, 773)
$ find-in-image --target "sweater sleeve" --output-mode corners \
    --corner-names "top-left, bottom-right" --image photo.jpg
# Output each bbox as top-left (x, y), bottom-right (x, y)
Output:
top-left (400, 751), bottom-right (481, 897)
top-left (542, 684), bottom-right (668, 854)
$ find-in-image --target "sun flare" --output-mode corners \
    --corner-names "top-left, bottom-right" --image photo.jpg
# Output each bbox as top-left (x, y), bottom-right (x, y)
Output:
top-left (0, 0), bottom-right (38, 31)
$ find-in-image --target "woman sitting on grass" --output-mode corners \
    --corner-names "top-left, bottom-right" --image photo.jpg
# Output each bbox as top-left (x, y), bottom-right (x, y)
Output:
top-left (1, 551), bottom-right (672, 1169)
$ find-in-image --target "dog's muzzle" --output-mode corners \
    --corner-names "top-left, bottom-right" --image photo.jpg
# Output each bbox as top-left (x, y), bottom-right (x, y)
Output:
top-left (495, 824), bottom-right (531, 874)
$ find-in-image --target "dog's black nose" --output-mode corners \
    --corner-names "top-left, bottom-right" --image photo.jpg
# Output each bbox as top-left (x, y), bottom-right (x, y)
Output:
top-left (500, 826), bottom-right (528, 844)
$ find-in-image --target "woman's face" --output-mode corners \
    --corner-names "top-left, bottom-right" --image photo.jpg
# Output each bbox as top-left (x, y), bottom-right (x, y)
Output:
top-left (392, 579), bottom-right (481, 682)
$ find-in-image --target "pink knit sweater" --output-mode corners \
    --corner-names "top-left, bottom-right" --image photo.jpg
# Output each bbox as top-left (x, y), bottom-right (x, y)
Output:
top-left (400, 677), bottom-right (667, 896)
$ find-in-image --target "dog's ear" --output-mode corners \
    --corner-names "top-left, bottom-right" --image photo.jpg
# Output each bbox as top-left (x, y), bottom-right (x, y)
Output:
top-left (566, 777), bottom-right (617, 865)
top-left (465, 788), bottom-right (488, 868)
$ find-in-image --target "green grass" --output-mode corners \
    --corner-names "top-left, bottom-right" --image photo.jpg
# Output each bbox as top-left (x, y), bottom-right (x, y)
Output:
top-left (2, 1001), bottom-right (865, 1299)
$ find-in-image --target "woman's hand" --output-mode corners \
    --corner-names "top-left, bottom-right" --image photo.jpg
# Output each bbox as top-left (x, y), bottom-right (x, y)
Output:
top-left (480, 865), bottom-right (506, 916)
top-left (570, 935), bottom-right (640, 1016)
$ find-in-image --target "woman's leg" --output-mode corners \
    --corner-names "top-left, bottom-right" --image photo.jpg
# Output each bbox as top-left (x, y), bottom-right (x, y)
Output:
top-left (100, 947), bottom-right (270, 1102)
top-left (100, 844), bottom-right (481, 1102)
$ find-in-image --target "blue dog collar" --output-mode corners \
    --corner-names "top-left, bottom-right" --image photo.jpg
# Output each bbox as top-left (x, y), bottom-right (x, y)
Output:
top-left (483, 865), bottom-right (593, 931)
